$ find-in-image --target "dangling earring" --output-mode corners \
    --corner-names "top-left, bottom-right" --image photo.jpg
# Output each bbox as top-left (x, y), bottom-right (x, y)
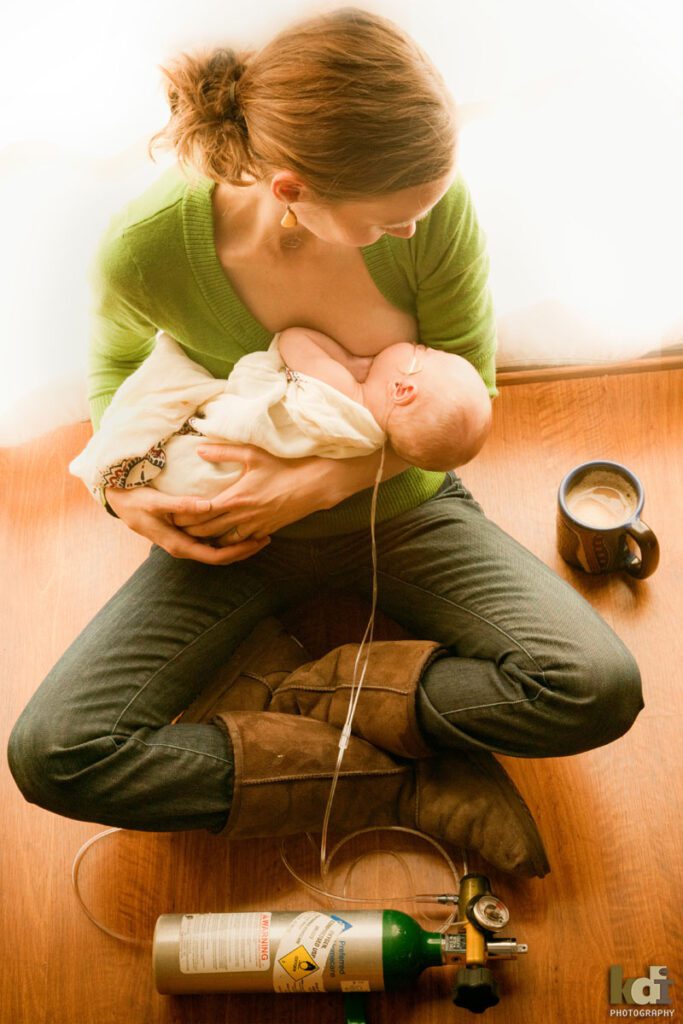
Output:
top-left (280, 205), bottom-right (298, 228)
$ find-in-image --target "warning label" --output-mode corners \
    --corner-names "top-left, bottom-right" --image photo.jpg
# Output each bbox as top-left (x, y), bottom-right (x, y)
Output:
top-left (179, 913), bottom-right (271, 975)
top-left (278, 944), bottom-right (320, 982)
top-left (272, 912), bottom-right (347, 993)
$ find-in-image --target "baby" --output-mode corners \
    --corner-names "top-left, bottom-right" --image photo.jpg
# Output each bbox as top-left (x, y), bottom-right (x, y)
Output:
top-left (70, 327), bottom-right (491, 501)
top-left (276, 327), bottom-right (491, 471)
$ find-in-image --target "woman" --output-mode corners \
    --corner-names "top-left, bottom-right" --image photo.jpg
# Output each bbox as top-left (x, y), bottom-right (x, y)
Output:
top-left (8, 8), bottom-right (642, 877)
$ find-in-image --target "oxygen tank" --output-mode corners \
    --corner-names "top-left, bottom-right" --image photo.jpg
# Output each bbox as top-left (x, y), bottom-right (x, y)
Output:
top-left (153, 875), bottom-right (528, 1013)
top-left (153, 909), bottom-right (444, 995)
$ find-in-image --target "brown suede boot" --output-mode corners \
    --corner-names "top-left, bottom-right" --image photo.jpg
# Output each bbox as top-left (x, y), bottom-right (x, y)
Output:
top-left (181, 618), bottom-right (444, 759)
top-left (269, 639), bottom-right (446, 758)
top-left (180, 618), bottom-right (312, 722)
top-left (182, 620), bottom-right (550, 876)
top-left (216, 710), bottom-right (550, 878)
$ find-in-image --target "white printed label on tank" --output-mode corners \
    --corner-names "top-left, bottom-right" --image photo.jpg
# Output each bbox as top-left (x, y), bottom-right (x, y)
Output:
top-left (179, 913), bottom-right (271, 974)
top-left (273, 911), bottom-right (348, 992)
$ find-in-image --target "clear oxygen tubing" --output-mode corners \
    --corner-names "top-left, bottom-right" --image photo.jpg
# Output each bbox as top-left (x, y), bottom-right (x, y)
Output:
top-left (318, 344), bottom-right (426, 877)
top-left (279, 827), bottom-right (466, 934)
top-left (318, 443), bottom-right (385, 874)
top-left (71, 822), bottom-right (465, 946)
top-left (71, 826), bottom-right (145, 946)
top-left (71, 359), bottom-right (468, 943)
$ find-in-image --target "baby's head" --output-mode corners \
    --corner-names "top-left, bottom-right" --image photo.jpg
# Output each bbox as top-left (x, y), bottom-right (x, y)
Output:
top-left (364, 343), bottom-right (492, 470)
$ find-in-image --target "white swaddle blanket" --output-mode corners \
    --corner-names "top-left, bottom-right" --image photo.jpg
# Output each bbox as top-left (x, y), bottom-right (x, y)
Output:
top-left (70, 332), bottom-right (385, 499)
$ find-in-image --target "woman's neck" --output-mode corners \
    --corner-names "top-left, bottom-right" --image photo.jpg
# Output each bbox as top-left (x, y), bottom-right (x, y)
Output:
top-left (212, 180), bottom-right (315, 261)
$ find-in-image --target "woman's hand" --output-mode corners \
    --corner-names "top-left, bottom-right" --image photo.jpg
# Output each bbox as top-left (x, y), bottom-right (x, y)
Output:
top-left (104, 485), bottom-right (271, 565)
top-left (172, 442), bottom-right (410, 547)
top-left (171, 444), bottom-right (332, 545)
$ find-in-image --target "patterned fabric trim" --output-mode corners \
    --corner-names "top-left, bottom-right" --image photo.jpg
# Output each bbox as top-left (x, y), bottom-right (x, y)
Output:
top-left (177, 419), bottom-right (204, 436)
top-left (97, 419), bottom-right (206, 491)
top-left (99, 444), bottom-right (167, 490)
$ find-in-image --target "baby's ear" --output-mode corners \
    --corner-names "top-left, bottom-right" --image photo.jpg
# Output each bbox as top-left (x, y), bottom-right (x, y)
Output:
top-left (390, 380), bottom-right (418, 406)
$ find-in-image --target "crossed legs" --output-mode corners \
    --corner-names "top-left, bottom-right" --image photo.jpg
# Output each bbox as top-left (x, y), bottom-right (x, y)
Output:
top-left (8, 473), bottom-right (643, 830)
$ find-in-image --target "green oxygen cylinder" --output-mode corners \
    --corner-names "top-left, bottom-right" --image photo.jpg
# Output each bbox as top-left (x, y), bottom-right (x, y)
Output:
top-left (153, 910), bottom-right (445, 995)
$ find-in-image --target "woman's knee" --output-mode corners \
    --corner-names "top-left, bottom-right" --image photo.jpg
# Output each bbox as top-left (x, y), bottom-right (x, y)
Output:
top-left (546, 637), bottom-right (644, 754)
top-left (7, 700), bottom-right (105, 817)
top-left (7, 706), bottom-right (55, 809)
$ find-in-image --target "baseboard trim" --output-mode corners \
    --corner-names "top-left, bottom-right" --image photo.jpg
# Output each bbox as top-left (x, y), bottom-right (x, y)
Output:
top-left (497, 352), bottom-right (683, 387)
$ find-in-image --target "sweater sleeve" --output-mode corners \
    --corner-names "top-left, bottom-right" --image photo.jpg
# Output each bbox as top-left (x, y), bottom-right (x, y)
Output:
top-left (413, 173), bottom-right (498, 396)
top-left (87, 230), bottom-right (159, 430)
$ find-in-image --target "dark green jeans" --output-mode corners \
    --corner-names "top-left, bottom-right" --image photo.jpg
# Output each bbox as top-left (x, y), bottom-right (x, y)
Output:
top-left (7, 473), bottom-right (643, 831)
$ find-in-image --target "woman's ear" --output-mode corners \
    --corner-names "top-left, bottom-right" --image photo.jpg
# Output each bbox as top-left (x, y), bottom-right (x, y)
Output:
top-left (390, 380), bottom-right (418, 405)
top-left (271, 171), bottom-right (306, 205)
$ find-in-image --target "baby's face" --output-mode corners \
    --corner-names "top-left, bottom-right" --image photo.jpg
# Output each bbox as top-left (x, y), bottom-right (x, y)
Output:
top-left (366, 342), bottom-right (425, 388)
top-left (363, 343), bottom-right (438, 429)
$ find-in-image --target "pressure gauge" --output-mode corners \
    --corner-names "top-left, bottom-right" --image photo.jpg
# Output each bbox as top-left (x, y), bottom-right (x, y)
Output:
top-left (466, 894), bottom-right (510, 931)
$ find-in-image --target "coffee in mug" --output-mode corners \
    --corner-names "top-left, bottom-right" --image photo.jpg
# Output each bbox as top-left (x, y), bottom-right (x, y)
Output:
top-left (557, 461), bottom-right (659, 578)
top-left (565, 469), bottom-right (638, 529)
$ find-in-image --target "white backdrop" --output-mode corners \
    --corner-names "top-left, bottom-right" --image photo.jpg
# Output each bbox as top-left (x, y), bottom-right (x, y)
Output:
top-left (1, 0), bottom-right (682, 443)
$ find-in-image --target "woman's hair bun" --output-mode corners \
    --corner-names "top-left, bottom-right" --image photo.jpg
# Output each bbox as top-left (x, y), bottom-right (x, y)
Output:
top-left (166, 48), bottom-right (247, 120)
top-left (149, 46), bottom-right (257, 186)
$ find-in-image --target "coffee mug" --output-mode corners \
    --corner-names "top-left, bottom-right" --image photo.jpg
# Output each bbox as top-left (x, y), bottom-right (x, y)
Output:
top-left (557, 460), bottom-right (659, 579)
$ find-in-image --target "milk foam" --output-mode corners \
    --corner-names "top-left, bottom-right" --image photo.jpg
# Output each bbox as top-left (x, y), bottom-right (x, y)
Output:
top-left (566, 470), bottom-right (637, 528)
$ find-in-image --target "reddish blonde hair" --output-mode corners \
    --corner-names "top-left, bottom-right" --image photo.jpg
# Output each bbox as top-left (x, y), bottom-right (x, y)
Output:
top-left (148, 6), bottom-right (458, 201)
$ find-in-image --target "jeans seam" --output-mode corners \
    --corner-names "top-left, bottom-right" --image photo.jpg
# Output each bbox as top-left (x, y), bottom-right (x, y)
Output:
top-left (109, 582), bottom-right (276, 736)
top-left (440, 691), bottom-right (545, 717)
top-left (376, 569), bottom-right (550, 692)
top-left (111, 733), bottom-right (232, 764)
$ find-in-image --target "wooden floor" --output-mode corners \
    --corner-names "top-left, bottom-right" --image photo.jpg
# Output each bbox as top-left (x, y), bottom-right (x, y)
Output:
top-left (2, 369), bottom-right (681, 1023)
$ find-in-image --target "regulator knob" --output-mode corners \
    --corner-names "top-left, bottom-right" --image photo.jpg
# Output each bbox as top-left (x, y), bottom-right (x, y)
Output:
top-left (452, 966), bottom-right (500, 1014)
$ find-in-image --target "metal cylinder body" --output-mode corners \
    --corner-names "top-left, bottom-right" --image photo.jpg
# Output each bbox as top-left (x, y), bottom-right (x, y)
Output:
top-left (153, 909), bottom-right (443, 995)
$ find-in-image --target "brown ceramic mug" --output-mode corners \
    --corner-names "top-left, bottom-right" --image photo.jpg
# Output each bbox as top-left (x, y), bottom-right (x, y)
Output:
top-left (557, 460), bottom-right (659, 579)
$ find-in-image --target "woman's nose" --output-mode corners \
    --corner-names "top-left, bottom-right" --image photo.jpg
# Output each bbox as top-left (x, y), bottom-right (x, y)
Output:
top-left (386, 222), bottom-right (416, 239)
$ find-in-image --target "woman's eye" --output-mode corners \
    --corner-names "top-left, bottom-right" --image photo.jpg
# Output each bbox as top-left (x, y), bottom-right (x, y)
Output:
top-left (382, 212), bottom-right (430, 230)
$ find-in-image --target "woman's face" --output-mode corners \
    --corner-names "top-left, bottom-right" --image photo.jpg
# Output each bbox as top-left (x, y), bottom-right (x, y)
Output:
top-left (278, 170), bottom-right (456, 247)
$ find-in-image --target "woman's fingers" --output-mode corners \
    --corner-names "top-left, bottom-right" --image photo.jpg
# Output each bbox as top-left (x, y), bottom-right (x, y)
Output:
top-left (213, 526), bottom-right (252, 547)
top-left (170, 444), bottom-right (254, 527)
top-left (171, 451), bottom-right (257, 529)
top-left (172, 508), bottom-right (223, 528)
top-left (180, 512), bottom-right (252, 538)
top-left (152, 518), bottom-right (269, 564)
top-left (103, 487), bottom-right (269, 564)
top-left (148, 492), bottom-right (214, 516)
top-left (105, 486), bottom-right (211, 520)
top-left (196, 443), bottom-right (251, 464)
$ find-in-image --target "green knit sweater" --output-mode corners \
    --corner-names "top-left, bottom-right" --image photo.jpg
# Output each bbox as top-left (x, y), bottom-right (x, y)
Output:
top-left (88, 164), bottom-right (497, 538)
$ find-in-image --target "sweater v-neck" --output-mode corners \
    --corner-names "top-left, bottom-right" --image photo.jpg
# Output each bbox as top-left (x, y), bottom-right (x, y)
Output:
top-left (181, 176), bottom-right (413, 352)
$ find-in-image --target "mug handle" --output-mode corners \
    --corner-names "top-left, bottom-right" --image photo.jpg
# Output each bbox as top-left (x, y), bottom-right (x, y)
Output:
top-left (623, 519), bottom-right (660, 579)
